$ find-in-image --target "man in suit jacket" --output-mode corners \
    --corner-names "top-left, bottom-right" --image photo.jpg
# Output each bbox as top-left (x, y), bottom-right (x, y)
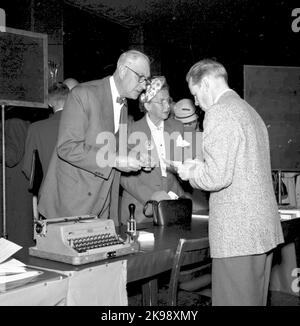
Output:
top-left (120, 76), bottom-right (185, 224)
top-left (38, 50), bottom-right (151, 222)
top-left (1, 118), bottom-right (33, 252)
top-left (178, 59), bottom-right (284, 306)
top-left (22, 82), bottom-right (70, 183)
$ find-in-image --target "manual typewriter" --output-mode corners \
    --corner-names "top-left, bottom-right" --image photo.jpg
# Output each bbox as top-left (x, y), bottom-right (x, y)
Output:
top-left (29, 215), bottom-right (139, 265)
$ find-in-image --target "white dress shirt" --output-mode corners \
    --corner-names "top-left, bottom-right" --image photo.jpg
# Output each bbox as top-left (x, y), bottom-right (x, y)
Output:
top-left (146, 114), bottom-right (167, 177)
top-left (109, 76), bottom-right (123, 134)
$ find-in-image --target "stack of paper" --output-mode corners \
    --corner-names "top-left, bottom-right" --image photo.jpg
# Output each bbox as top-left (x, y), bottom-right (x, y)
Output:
top-left (0, 238), bottom-right (41, 286)
top-left (0, 237), bottom-right (22, 264)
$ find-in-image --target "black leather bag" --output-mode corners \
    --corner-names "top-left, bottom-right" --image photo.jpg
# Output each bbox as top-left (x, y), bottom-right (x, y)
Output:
top-left (143, 198), bottom-right (192, 226)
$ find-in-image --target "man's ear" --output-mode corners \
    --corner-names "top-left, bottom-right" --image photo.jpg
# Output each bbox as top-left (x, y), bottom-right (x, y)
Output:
top-left (202, 77), bottom-right (210, 91)
top-left (118, 64), bottom-right (127, 79)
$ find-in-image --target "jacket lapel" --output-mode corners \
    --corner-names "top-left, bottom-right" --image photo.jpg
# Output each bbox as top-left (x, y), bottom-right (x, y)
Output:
top-left (101, 77), bottom-right (115, 134)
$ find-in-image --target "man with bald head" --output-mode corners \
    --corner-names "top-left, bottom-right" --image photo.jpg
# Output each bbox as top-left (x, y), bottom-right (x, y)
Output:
top-left (38, 50), bottom-right (151, 222)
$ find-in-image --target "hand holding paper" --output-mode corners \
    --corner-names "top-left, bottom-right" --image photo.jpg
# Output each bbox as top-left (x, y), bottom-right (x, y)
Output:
top-left (163, 158), bottom-right (183, 174)
top-left (177, 159), bottom-right (198, 181)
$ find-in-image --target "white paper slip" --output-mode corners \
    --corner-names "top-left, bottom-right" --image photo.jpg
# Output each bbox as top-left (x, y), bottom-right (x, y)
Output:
top-left (0, 238), bottom-right (22, 264)
top-left (278, 209), bottom-right (300, 218)
top-left (168, 191), bottom-right (179, 200)
top-left (280, 214), bottom-right (294, 221)
top-left (137, 231), bottom-right (155, 243)
top-left (192, 214), bottom-right (209, 219)
top-left (0, 258), bottom-right (27, 275)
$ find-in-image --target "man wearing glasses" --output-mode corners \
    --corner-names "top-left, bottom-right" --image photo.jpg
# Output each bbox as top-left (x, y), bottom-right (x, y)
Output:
top-left (38, 50), bottom-right (151, 223)
top-left (120, 76), bottom-right (185, 224)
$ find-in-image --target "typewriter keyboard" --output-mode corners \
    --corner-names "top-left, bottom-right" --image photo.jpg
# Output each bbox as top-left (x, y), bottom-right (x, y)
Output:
top-left (69, 233), bottom-right (125, 253)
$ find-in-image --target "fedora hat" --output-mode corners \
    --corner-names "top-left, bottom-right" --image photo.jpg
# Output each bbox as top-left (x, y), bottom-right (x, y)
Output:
top-left (174, 99), bottom-right (197, 124)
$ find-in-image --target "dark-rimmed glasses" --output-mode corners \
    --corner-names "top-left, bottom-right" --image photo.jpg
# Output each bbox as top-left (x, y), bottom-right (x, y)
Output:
top-left (125, 65), bottom-right (150, 85)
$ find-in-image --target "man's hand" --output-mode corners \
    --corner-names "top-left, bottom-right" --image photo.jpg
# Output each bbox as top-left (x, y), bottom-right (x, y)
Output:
top-left (177, 159), bottom-right (198, 181)
top-left (115, 156), bottom-right (142, 172)
top-left (139, 152), bottom-right (157, 172)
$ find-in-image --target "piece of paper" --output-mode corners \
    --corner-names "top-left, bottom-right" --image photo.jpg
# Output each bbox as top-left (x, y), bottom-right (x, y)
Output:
top-left (192, 213), bottom-right (209, 219)
top-left (0, 258), bottom-right (27, 275)
top-left (0, 238), bottom-right (22, 264)
top-left (278, 209), bottom-right (300, 218)
top-left (176, 135), bottom-right (191, 148)
top-left (168, 191), bottom-right (179, 199)
top-left (0, 270), bottom-right (42, 285)
top-left (137, 231), bottom-right (155, 242)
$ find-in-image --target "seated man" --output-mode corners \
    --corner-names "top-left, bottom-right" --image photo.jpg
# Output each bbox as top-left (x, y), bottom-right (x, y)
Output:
top-left (120, 76), bottom-right (185, 224)
top-left (174, 98), bottom-right (209, 212)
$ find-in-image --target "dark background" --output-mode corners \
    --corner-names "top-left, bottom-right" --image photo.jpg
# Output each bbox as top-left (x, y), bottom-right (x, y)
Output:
top-left (1, 0), bottom-right (300, 121)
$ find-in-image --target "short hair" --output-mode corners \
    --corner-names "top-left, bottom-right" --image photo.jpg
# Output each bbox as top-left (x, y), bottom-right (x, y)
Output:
top-left (117, 49), bottom-right (150, 67)
top-left (48, 82), bottom-right (69, 102)
top-left (186, 59), bottom-right (228, 85)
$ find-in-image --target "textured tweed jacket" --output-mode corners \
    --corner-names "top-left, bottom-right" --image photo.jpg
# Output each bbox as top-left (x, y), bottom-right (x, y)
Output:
top-left (190, 90), bottom-right (284, 258)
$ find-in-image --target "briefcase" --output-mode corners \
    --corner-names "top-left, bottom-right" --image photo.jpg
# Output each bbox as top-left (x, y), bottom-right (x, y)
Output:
top-left (143, 198), bottom-right (192, 226)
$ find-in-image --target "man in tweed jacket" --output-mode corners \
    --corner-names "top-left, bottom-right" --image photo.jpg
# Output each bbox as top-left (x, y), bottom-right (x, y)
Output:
top-left (178, 59), bottom-right (284, 305)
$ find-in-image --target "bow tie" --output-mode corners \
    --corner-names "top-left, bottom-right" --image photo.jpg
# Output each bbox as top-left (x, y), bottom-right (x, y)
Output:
top-left (116, 97), bottom-right (127, 106)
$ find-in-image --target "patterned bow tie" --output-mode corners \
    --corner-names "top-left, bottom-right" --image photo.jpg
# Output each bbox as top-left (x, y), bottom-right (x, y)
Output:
top-left (116, 97), bottom-right (127, 106)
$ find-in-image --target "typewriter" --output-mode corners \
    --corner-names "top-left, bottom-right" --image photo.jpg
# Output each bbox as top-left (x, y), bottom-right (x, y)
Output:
top-left (29, 215), bottom-right (139, 265)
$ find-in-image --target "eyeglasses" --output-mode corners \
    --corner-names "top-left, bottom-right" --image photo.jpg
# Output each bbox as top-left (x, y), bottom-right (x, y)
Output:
top-left (150, 98), bottom-right (172, 106)
top-left (125, 65), bottom-right (150, 84)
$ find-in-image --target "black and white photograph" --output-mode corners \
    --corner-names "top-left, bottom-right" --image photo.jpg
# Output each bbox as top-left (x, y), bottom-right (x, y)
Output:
top-left (0, 0), bottom-right (300, 309)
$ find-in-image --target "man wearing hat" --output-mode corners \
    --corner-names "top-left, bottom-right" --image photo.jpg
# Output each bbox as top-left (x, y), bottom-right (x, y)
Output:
top-left (174, 99), bottom-right (209, 211)
top-left (174, 98), bottom-right (203, 161)
top-left (174, 99), bottom-right (200, 132)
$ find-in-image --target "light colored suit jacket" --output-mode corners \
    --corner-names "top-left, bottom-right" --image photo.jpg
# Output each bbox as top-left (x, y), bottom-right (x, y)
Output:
top-left (38, 77), bottom-right (123, 222)
top-left (190, 90), bottom-right (284, 258)
top-left (120, 116), bottom-right (185, 224)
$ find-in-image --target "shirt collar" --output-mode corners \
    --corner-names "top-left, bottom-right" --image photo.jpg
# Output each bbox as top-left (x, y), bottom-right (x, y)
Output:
top-left (214, 88), bottom-right (232, 104)
top-left (54, 108), bottom-right (63, 113)
top-left (146, 114), bottom-right (164, 132)
top-left (109, 76), bottom-right (122, 106)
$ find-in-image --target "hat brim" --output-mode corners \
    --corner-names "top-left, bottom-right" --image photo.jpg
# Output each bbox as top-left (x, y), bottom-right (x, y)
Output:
top-left (175, 113), bottom-right (197, 124)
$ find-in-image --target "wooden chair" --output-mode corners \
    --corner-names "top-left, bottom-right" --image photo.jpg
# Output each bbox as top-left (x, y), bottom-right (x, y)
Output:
top-left (167, 238), bottom-right (211, 306)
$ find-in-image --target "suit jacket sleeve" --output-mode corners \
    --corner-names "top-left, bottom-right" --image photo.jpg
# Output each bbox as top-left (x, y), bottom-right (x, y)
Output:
top-left (120, 173), bottom-right (155, 205)
top-left (190, 104), bottom-right (240, 191)
top-left (57, 87), bottom-right (113, 179)
top-left (5, 119), bottom-right (28, 168)
top-left (22, 124), bottom-right (37, 179)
